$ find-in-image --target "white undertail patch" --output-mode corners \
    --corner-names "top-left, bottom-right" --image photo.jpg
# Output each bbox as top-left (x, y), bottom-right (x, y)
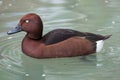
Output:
top-left (96, 40), bottom-right (104, 52)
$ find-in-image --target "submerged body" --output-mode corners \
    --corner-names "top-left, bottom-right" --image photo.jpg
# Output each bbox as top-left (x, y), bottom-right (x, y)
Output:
top-left (7, 13), bottom-right (111, 59)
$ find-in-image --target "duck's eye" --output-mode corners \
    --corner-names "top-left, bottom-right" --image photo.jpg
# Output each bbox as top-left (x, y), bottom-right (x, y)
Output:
top-left (25, 20), bottom-right (30, 23)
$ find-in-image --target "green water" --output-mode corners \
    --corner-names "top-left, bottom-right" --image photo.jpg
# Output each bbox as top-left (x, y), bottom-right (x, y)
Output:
top-left (0, 0), bottom-right (120, 80)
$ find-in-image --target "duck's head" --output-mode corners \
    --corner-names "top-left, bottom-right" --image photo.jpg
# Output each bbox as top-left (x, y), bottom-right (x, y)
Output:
top-left (7, 13), bottom-right (43, 39)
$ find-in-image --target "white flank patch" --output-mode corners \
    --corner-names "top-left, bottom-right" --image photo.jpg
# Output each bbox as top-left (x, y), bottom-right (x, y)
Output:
top-left (96, 40), bottom-right (104, 52)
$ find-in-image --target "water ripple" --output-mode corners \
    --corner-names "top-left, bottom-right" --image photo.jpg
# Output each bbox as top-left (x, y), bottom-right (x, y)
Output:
top-left (0, 35), bottom-right (25, 75)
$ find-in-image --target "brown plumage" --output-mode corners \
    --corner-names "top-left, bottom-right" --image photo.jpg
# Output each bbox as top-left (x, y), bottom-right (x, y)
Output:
top-left (7, 13), bottom-right (111, 59)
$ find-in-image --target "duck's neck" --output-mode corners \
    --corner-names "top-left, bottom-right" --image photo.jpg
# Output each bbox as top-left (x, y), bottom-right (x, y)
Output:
top-left (27, 24), bottom-right (43, 40)
top-left (22, 34), bottom-right (45, 58)
top-left (27, 33), bottom-right (42, 40)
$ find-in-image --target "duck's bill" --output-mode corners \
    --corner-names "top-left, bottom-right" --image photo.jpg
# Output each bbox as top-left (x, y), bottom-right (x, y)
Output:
top-left (7, 24), bottom-right (22, 35)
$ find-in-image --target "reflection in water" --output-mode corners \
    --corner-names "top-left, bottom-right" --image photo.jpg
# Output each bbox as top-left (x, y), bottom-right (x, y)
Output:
top-left (0, 0), bottom-right (120, 80)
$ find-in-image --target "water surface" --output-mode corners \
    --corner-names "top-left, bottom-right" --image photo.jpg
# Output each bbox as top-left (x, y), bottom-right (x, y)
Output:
top-left (0, 0), bottom-right (120, 80)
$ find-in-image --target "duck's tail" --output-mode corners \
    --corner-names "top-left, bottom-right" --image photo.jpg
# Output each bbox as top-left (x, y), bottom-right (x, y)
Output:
top-left (95, 35), bottom-right (111, 52)
top-left (103, 35), bottom-right (112, 40)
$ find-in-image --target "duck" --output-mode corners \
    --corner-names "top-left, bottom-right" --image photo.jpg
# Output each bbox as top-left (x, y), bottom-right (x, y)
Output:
top-left (7, 13), bottom-right (111, 59)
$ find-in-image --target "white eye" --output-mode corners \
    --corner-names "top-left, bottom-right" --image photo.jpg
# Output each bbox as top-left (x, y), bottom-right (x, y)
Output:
top-left (25, 20), bottom-right (29, 23)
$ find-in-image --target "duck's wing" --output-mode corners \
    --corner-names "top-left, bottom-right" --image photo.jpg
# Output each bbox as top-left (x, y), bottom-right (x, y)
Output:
top-left (82, 32), bottom-right (111, 41)
top-left (42, 29), bottom-right (111, 45)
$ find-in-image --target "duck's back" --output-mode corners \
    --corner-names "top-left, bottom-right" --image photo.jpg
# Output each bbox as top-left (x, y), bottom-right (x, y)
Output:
top-left (42, 29), bottom-right (108, 45)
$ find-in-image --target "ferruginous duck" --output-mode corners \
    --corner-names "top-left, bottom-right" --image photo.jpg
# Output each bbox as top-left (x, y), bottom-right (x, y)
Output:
top-left (7, 13), bottom-right (111, 59)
